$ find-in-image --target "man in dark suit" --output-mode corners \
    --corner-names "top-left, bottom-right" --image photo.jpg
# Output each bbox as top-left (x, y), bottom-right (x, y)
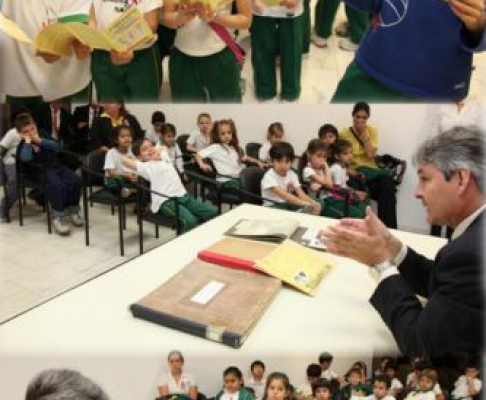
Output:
top-left (72, 103), bottom-right (103, 154)
top-left (324, 126), bottom-right (484, 357)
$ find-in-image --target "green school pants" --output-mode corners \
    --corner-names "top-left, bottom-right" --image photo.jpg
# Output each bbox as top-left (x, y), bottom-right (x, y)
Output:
top-left (302, 0), bottom-right (311, 54)
top-left (251, 15), bottom-right (303, 101)
top-left (159, 194), bottom-right (218, 233)
top-left (332, 60), bottom-right (417, 102)
top-left (91, 44), bottom-right (162, 102)
top-left (169, 47), bottom-right (242, 103)
top-left (271, 203), bottom-right (302, 212)
top-left (314, 0), bottom-right (368, 44)
top-left (316, 195), bottom-right (368, 219)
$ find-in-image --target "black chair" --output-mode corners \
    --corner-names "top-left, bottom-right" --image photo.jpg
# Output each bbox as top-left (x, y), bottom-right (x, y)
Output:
top-left (239, 166), bottom-right (265, 205)
top-left (245, 142), bottom-right (262, 160)
top-left (176, 134), bottom-right (194, 163)
top-left (15, 149), bottom-right (51, 233)
top-left (82, 149), bottom-right (137, 256)
top-left (135, 178), bottom-right (181, 254)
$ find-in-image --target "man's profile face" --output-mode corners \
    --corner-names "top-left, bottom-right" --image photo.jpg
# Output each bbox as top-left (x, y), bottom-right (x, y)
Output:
top-left (414, 163), bottom-right (459, 225)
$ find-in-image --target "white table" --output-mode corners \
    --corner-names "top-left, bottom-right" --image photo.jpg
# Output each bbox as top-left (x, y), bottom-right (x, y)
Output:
top-left (0, 204), bottom-right (446, 400)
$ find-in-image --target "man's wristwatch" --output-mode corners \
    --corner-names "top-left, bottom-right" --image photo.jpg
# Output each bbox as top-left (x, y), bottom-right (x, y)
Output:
top-left (373, 259), bottom-right (393, 274)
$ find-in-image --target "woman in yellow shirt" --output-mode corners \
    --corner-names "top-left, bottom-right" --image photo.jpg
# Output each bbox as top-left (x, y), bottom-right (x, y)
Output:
top-left (340, 102), bottom-right (397, 228)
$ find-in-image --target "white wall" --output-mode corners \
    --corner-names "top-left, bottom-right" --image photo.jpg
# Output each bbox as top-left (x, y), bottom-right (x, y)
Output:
top-left (127, 103), bottom-right (443, 234)
top-left (2, 354), bottom-right (372, 400)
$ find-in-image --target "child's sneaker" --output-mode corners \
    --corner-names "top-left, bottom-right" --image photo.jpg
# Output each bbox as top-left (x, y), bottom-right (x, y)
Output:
top-left (338, 38), bottom-right (359, 51)
top-left (311, 34), bottom-right (328, 48)
top-left (68, 206), bottom-right (84, 227)
top-left (120, 187), bottom-right (136, 198)
top-left (335, 21), bottom-right (350, 37)
top-left (52, 214), bottom-right (71, 235)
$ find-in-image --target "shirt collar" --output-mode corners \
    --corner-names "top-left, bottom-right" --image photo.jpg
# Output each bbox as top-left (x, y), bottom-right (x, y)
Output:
top-left (451, 204), bottom-right (486, 241)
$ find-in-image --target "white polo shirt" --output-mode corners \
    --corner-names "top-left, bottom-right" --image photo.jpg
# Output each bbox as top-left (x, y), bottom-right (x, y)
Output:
top-left (198, 143), bottom-right (243, 182)
top-left (261, 168), bottom-right (300, 206)
top-left (0, 0), bottom-right (91, 100)
top-left (159, 372), bottom-right (197, 394)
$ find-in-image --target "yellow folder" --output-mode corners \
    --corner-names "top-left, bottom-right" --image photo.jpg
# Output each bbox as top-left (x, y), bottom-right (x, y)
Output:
top-left (0, 6), bottom-right (153, 57)
top-left (256, 239), bottom-right (334, 296)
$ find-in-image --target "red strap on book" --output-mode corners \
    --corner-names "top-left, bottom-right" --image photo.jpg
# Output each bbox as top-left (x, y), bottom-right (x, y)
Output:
top-left (198, 250), bottom-right (261, 274)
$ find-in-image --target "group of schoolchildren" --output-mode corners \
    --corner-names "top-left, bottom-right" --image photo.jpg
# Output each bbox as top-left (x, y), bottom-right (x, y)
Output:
top-left (0, 105), bottom-right (375, 235)
top-left (156, 353), bottom-right (481, 400)
top-left (1, 0), bottom-right (484, 104)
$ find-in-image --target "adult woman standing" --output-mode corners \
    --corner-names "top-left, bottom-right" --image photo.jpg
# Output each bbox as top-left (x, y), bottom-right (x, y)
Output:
top-left (162, 0), bottom-right (251, 103)
top-left (340, 102), bottom-right (398, 228)
top-left (89, 102), bottom-right (143, 153)
top-left (158, 350), bottom-right (198, 400)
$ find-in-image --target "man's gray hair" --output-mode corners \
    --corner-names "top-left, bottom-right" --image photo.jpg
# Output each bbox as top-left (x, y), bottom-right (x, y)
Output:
top-left (414, 126), bottom-right (484, 192)
top-left (26, 369), bottom-right (110, 400)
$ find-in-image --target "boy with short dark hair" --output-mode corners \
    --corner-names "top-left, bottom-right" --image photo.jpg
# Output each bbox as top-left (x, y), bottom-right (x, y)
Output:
top-left (248, 360), bottom-right (266, 400)
top-left (261, 141), bottom-right (321, 215)
top-left (297, 364), bottom-right (323, 400)
top-left (362, 376), bottom-right (395, 400)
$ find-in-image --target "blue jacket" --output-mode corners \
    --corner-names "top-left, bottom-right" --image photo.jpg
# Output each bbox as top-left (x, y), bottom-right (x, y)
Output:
top-left (345, 0), bottom-right (486, 100)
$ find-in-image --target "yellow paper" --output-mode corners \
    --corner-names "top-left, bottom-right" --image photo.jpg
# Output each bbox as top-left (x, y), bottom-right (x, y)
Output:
top-left (102, 6), bottom-right (154, 52)
top-left (34, 23), bottom-right (75, 57)
top-left (174, 0), bottom-right (232, 11)
top-left (2, 6), bottom-right (153, 56)
top-left (256, 239), bottom-right (334, 296)
top-left (260, 0), bottom-right (284, 6)
top-left (0, 13), bottom-right (33, 44)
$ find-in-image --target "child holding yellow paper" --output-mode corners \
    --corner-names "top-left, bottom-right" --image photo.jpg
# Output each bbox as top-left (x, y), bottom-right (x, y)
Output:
top-left (162, 0), bottom-right (252, 102)
top-left (90, 0), bottom-right (162, 102)
top-left (0, 0), bottom-right (92, 106)
top-left (251, 0), bottom-right (304, 102)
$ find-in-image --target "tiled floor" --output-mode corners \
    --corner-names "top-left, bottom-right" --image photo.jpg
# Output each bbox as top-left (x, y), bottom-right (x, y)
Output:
top-left (0, 198), bottom-right (176, 324)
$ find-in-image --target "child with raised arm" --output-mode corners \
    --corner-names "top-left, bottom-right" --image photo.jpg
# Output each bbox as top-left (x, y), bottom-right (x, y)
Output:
top-left (452, 363), bottom-right (482, 400)
top-left (261, 141), bottom-right (321, 215)
top-left (186, 113), bottom-right (212, 153)
top-left (259, 122), bottom-right (285, 164)
top-left (215, 367), bottom-right (256, 400)
top-left (122, 139), bottom-right (217, 232)
top-left (103, 125), bottom-right (138, 196)
top-left (16, 114), bottom-right (83, 235)
top-left (195, 119), bottom-right (263, 191)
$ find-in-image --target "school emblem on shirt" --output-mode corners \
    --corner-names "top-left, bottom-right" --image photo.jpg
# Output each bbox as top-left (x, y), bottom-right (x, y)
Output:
top-left (103, 0), bottom-right (140, 13)
top-left (373, 0), bottom-right (409, 29)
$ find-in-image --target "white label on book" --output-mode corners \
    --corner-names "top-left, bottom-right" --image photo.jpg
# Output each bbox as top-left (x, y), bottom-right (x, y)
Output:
top-left (206, 325), bottom-right (225, 342)
top-left (191, 281), bottom-right (226, 305)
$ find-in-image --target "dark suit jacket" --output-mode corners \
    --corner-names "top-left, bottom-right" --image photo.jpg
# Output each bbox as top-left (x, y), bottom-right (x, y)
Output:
top-left (370, 212), bottom-right (484, 357)
top-left (32, 103), bottom-right (74, 147)
top-left (89, 114), bottom-right (143, 151)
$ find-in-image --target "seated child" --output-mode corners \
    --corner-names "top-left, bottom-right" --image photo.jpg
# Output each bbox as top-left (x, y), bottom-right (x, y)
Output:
top-left (261, 142), bottom-right (321, 215)
top-left (195, 119), bottom-right (262, 191)
top-left (215, 367), bottom-right (256, 400)
top-left (329, 139), bottom-right (370, 218)
top-left (318, 124), bottom-right (339, 147)
top-left (0, 109), bottom-right (28, 221)
top-left (312, 379), bottom-right (334, 400)
top-left (451, 362), bottom-right (482, 400)
top-left (259, 122), bottom-right (285, 164)
top-left (186, 113), bottom-right (213, 153)
top-left (384, 362), bottom-right (403, 398)
top-left (122, 139), bottom-right (217, 233)
top-left (404, 370), bottom-right (438, 400)
top-left (146, 111), bottom-right (166, 144)
top-left (16, 114), bottom-right (83, 235)
top-left (103, 125), bottom-right (138, 196)
top-left (264, 372), bottom-right (291, 400)
top-left (340, 368), bottom-right (372, 400)
top-left (297, 364), bottom-right (322, 400)
top-left (319, 352), bottom-right (338, 381)
top-left (361, 376), bottom-right (395, 400)
top-left (248, 361), bottom-right (267, 400)
top-left (158, 123), bottom-right (187, 181)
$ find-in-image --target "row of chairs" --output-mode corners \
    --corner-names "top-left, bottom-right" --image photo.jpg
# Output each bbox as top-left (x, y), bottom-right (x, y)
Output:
top-left (2, 144), bottom-right (353, 258)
